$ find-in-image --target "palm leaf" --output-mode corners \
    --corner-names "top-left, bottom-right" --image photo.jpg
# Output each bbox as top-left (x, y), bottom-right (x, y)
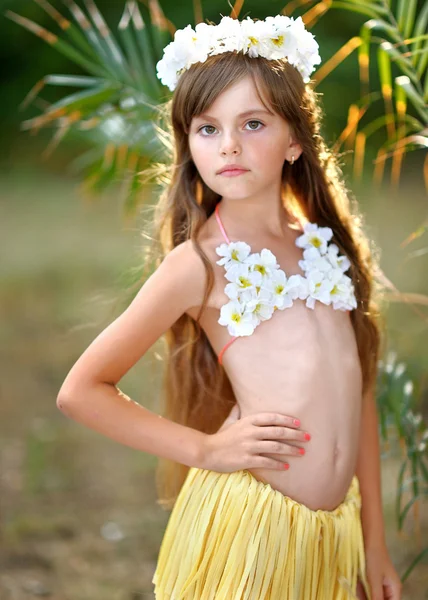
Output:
top-left (118, 1), bottom-right (163, 97)
top-left (412, 2), bottom-right (428, 69)
top-left (401, 546), bottom-right (428, 583)
top-left (331, 0), bottom-right (390, 19)
top-left (5, 9), bottom-right (111, 77)
top-left (6, 0), bottom-right (172, 204)
top-left (397, 0), bottom-right (417, 40)
top-left (34, 0), bottom-right (96, 57)
top-left (316, 0), bottom-right (427, 192)
top-left (20, 82), bottom-right (121, 130)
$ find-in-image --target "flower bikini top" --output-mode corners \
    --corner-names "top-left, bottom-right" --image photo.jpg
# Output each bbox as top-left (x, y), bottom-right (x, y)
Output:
top-left (214, 201), bottom-right (357, 365)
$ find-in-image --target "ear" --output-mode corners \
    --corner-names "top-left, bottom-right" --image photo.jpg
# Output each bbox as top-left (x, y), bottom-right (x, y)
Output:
top-left (286, 129), bottom-right (303, 162)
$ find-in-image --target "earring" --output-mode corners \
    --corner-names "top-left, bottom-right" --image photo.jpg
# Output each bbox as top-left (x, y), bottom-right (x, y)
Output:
top-left (290, 155), bottom-right (295, 165)
top-left (195, 179), bottom-right (203, 205)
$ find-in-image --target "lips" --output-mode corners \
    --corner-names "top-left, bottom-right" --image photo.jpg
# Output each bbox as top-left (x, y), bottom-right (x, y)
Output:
top-left (217, 166), bottom-right (249, 174)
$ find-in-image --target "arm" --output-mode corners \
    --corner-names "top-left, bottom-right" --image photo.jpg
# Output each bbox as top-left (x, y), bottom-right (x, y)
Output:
top-left (57, 240), bottom-right (208, 468)
top-left (355, 382), bottom-right (387, 550)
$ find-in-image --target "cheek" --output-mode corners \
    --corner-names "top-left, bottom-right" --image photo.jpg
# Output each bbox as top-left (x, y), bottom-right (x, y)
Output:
top-left (189, 138), bottom-right (213, 173)
top-left (248, 135), bottom-right (287, 166)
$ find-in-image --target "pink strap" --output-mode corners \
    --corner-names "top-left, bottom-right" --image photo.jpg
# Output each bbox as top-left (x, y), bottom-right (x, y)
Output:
top-left (215, 203), bottom-right (230, 244)
top-left (218, 336), bottom-right (238, 365)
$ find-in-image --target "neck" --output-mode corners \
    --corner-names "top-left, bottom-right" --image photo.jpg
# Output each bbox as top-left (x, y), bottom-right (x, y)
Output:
top-left (218, 192), bottom-right (300, 238)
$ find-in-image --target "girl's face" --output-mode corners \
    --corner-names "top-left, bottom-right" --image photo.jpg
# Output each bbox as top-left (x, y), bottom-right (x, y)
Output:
top-left (188, 75), bottom-right (302, 201)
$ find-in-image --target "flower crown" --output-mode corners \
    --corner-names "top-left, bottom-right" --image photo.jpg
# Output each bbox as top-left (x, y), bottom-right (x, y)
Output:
top-left (156, 14), bottom-right (322, 92)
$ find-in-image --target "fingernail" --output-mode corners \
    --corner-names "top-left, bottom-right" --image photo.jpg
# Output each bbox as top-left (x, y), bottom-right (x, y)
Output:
top-left (298, 448), bottom-right (305, 455)
top-left (304, 433), bottom-right (311, 441)
top-left (283, 463), bottom-right (289, 470)
top-left (293, 419), bottom-right (300, 426)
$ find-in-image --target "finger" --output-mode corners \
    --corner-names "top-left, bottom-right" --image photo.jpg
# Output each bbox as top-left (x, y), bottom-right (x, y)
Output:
top-left (254, 425), bottom-right (309, 443)
top-left (368, 582), bottom-right (383, 600)
top-left (250, 456), bottom-right (290, 470)
top-left (251, 413), bottom-right (301, 429)
top-left (383, 579), bottom-right (400, 600)
top-left (257, 441), bottom-right (304, 457)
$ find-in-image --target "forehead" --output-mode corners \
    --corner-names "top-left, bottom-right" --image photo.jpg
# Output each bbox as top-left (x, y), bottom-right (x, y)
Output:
top-left (194, 108), bottom-right (274, 121)
top-left (191, 75), bottom-right (275, 121)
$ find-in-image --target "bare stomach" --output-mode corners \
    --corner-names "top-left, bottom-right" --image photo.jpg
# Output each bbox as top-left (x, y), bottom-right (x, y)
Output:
top-left (244, 408), bottom-right (361, 512)
top-left (239, 386), bottom-right (362, 511)
top-left (219, 305), bottom-right (364, 511)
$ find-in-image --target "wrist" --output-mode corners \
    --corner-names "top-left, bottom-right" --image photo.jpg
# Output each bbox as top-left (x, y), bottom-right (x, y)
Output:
top-left (363, 533), bottom-right (388, 553)
top-left (196, 432), bottom-right (213, 470)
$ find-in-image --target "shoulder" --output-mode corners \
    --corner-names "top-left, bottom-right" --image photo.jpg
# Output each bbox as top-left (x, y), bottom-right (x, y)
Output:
top-left (161, 239), bottom-right (210, 312)
top-left (165, 214), bottom-right (224, 275)
top-left (163, 238), bottom-right (206, 277)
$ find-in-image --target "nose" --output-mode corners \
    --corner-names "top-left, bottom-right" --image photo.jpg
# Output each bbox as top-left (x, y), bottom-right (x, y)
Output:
top-left (220, 131), bottom-right (241, 156)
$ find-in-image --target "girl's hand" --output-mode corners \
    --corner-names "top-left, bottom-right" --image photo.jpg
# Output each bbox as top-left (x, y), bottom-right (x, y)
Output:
top-left (202, 405), bottom-right (310, 473)
top-left (365, 544), bottom-right (402, 600)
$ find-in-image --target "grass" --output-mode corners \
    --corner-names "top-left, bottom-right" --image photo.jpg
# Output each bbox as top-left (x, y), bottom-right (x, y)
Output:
top-left (0, 162), bottom-right (427, 598)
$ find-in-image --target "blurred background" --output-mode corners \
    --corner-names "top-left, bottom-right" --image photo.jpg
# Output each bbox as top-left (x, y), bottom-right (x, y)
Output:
top-left (0, 0), bottom-right (427, 598)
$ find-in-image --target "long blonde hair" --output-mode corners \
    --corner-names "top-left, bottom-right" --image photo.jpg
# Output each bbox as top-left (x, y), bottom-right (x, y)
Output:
top-left (140, 51), bottom-right (385, 510)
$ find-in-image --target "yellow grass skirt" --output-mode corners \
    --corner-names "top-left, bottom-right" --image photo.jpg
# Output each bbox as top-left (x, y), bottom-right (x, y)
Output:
top-left (152, 467), bottom-right (371, 599)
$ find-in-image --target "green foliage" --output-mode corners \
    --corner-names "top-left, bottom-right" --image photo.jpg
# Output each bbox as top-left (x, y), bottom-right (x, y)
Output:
top-left (310, 0), bottom-right (428, 187)
top-left (6, 0), bottom-right (171, 214)
top-left (377, 350), bottom-right (428, 581)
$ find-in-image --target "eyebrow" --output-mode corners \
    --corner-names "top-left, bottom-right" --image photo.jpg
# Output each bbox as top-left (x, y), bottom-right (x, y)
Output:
top-left (194, 108), bottom-right (274, 121)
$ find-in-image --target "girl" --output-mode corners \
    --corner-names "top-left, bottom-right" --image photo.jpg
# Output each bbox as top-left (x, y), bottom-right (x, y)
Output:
top-left (57, 14), bottom-right (402, 600)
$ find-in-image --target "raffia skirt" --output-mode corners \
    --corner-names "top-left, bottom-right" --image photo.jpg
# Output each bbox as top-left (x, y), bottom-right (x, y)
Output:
top-left (152, 467), bottom-right (371, 600)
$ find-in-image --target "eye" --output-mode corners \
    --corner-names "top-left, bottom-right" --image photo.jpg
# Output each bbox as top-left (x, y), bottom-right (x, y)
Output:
top-left (245, 120), bottom-right (264, 131)
top-left (198, 125), bottom-right (217, 136)
top-left (197, 120), bottom-right (265, 136)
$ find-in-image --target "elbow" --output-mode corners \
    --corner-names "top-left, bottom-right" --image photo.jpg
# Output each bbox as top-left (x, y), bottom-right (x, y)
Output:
top-left (56, 382), bottom-right (82, 415)
top-left (56, 389), bottom-right (75, 416)
top-left (57, 392), bottom-right (69, 411)
top-left (56, 380), bottom-right (106, 416)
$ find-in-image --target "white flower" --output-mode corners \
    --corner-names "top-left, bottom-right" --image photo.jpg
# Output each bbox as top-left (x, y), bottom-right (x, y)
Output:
top-left (285, 17), bottom-right (321, 82)
top-left (224, 263), bottom-right (262, 299)
top-left (209, 17), bottom-right (244, 54)
top-left (272, 272), bottom-right (308, 309)
top-left (239, 17), bottom-right (271, 58)
top-left (215, 241), bottom-right (251, 269)
top-left (296, 223), bottom-right (333, 255)
top-left (218, 299), bottom-right (257, 336)
top-left (324, 244), bottom-right (351, 272)
top-left (244, 287), bottom-right (276, 322)
top-left (156, 14), bottom-right (321, 91)
top-left (288, 274), bottom-right (310, 300)
top-left (175, 25), bottom-right (210, 67)
top-left (263, 15), bottom-right (295, 60)
top-left (244, 248), bottom-right (279, 277)
top-left (216, 218), bottom-right (357, 335)
top-left (299, 246), bottom-right (331, 273)
top-left (330, 278), bottom-right (358, 310)
top-left (305, 269), bottom-right (335, 308)
top-left (156, 44), bottom-right (183, 90)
